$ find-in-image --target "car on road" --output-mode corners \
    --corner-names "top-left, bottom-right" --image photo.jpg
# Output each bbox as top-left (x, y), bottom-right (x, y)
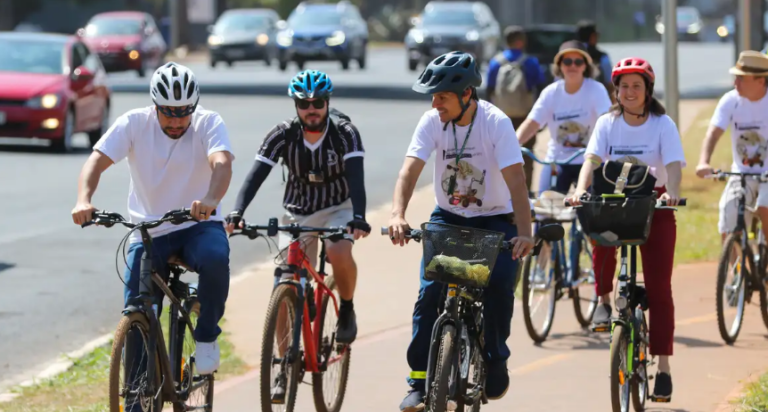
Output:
top-left (79, 11), bottom-right (167, 77)
top-left (0, 32), bottom-right (112, 152)
top-left (206, 8), bottom-right (281, 68)
top-left (654, 6), bottom-right (703, 42)
top-left (276, 1), bottom-right (368, 71)
top-left (404, 1), bottom-right (501, 71)
top-left (523, 24), bottom-right (577, 89)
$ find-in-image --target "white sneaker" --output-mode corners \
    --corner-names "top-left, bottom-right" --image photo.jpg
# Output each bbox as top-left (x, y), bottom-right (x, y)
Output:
top-left (195, 340), bottom-right (220, 375)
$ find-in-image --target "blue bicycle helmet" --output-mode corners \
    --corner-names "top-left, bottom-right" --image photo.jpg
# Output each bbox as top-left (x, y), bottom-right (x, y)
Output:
top-left (412, 51), bottom-right (482, 96)
top-left (288, 70), bottom-right (333, 99)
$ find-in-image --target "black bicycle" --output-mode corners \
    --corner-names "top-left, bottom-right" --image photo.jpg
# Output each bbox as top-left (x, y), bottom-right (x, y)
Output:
top-left (566, 194), bottom-right (685, 412)
top-left (705, 171), bottom-right (768, 344)
top-left (382, 222), bottom-right (564, 412)
top-left (81, 208), bottom-right (215, 412)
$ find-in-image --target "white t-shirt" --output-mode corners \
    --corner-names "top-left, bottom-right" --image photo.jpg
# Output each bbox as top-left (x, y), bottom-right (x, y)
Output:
top-left (406, 100), bottom-right (525, 217)
top-left (710, 89), bottom-right (768, 174)
top-left (586, 113), bottom-right (686, 187)
top-left (94, 105), bottom-right (233, 242)
top-left (528, 78), bottom-right (612, 164)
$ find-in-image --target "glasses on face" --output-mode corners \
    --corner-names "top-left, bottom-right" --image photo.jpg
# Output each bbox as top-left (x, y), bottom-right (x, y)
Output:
top-left (157, 104), bottom-right (195, 118)
top-left (562, 58), bottom-right (585, 67)
top-left (295, 99), bottom-right (327, 110)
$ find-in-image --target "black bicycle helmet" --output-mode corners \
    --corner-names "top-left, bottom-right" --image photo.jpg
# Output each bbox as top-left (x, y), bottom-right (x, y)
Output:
top-left (412, 51), bottom-right (482, 96)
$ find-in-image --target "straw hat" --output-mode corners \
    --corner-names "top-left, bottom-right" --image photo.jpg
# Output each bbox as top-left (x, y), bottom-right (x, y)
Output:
top-left (729, 50), bottom-right (768, 76)
top-left (553, 40), bottom-right (594, 66)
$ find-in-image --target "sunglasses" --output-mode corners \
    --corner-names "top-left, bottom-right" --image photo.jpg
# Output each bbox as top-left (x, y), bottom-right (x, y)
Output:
top-left (295, 99), bottom-right (327, 110)
top-left (157, 104), bottom-right (196, 118)
top-left (562, 58), bottom-right (585, 67)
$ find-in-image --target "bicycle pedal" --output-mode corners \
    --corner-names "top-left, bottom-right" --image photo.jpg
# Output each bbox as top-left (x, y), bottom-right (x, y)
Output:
top-left (591, 324), bottom-right (611, 333)
top-left (650, 395), bottom-right (671, 403)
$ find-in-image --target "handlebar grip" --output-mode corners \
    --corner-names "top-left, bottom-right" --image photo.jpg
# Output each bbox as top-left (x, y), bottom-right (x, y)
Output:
top-left (658, 198), bottom-right (687, 207)
top-left (81, 221), bottom-right (94, 228)
top-left (563, 200), bottom-right (573, 207)
top-left (380, 226), bottom-right (388, 235)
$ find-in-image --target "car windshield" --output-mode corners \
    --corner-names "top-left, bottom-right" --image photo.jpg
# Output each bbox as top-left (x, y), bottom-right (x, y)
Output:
top-left (0, 39), bottom-right (64, 74)
top-left (525, 30), bottom-right (576, 58)
top-left (215, 13), bottom-right (270, 33)
top-left (288, 9), bottom-right (342, 26)
top-left (677, 9), bottom-right (699, 25)
top-left (84, 18), bottom-right (142, 36)
top-left (421, 10), bottom-right (478, 26)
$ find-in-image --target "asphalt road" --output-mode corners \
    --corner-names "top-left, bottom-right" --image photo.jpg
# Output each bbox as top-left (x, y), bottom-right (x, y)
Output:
top-left (0, 94), bottom-right (435, 392)
top-left (106, 42), bottom-right (737, 96)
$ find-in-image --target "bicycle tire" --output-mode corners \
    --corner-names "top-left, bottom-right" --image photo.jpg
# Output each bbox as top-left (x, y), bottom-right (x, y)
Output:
top-left (172, 300), bottom-right (214, 412)
top-left (260, 284), bottom-right (301, 412)
top-left (522, 250), bottom-right (557, 343)
top-left (716, 233), bottom-right (748, 344)
top-left (610, 324), bottom-right (631, 412)
top-left (428, 325), bottom-right (456, 412)
top-left (631, 310), bottom-right (649, 412)
top-left (109, 312), bottom-right (164, 412)
top-left (456, 341), bottom-right (484, 412)
top-left (572, 236), bottom-right (598, 327)
top-left (311, 276), bottom-right (351, 412)
top-left (758, 243), bottom-right (768, 331)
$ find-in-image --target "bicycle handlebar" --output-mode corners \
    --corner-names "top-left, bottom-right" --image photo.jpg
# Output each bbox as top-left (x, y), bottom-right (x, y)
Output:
top-left (230, 217), bottom-right (347, 240)
top-left (704, 170), bottom-right (768, 182)
top-left (520, 147), bottom-right (586, 166)
top-left (562, 198), bottom-right (687, 207)
top-left (81, 208), bottom-right (216, 229)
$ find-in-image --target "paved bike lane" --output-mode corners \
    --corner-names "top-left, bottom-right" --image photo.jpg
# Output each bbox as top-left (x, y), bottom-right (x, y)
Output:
top-left (212, 99), bottom-right (768, 411)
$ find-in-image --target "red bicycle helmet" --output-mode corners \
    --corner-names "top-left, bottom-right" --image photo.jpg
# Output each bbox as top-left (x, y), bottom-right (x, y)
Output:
top-left (611, 57), bottom-right (655, 84)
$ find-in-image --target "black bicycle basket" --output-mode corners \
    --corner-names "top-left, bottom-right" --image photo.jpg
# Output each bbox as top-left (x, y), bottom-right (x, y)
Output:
top-left (420, 222), bottom-right (505, 288)
top-left (575, 194), bottom-right (657, 247)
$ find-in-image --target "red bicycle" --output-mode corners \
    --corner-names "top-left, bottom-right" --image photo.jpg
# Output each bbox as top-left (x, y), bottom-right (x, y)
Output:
top-left (231, 218), bottom-right (351, 412)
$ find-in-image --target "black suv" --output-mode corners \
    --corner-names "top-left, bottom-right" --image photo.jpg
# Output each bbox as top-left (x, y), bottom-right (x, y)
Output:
top-left (404, 1), bottom-right (501, 71)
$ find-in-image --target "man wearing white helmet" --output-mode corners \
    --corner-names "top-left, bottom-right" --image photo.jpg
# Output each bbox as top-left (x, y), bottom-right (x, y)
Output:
top-left (71, 62), bottom-right (234, 376)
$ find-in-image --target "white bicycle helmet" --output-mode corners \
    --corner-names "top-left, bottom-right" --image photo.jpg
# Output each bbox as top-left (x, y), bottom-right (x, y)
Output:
top-left (150, 62), bottom-right (200, 117)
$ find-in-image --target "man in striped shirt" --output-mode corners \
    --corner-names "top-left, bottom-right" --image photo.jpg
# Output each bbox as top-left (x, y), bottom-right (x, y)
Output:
top-left (226, 70), bottom-right (369, 347)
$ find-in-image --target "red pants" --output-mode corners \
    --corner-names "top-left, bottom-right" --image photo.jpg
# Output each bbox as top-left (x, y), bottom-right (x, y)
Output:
top-left (592, 189), bottom-right (677, 356)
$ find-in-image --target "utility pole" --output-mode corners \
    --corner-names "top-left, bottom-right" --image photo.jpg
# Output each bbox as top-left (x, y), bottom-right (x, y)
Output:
top-left (170, 0), bottom-right (181, 51)
top-left (739, 0), bottom-right (751, 52)
top-left (662, 0), bottom-right (679, 127)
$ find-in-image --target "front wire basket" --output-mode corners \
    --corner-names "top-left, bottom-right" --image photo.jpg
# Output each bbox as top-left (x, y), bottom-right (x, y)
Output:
top-left (420, 222), bottom-right (505, 288)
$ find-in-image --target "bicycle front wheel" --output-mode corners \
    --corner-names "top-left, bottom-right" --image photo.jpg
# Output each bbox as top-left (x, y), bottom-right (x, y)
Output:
top-left (428, 325), bottom-right (456, 412)
top-left (572, 233), bottom-right (598, 327)
top-left (610, 324), bottom-right (631, 412)
top-left (312, 276), bottom-right (351, 412)
top-left (631, 309), bottom-right (649, 412)
top-left (716, 233), bottom-right (748, 344)
top-left (109, 312), bottom-right (164, 412)
top-left (260, 284), bottom-right (301, 412)
top-left (521, 249), bottom-right (557, 343)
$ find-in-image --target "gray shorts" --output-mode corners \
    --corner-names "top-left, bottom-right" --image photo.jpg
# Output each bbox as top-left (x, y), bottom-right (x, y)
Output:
top-left (718, 176), bottom-right (768, 233)
top-left (277, 198), bottom-right (354, 270)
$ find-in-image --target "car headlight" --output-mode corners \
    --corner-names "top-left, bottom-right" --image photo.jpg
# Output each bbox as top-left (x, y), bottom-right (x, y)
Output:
top-left (277, 32), bottom-right (293, 47)
top-left (655, 22), bottom-right (664, 34)
top-left (410, 30), bottom-right (424, 44)
top-left (687, 22), bottom-right (701, 33)
top-left (326, 31), bottom-right (346, 46)
top-left (717, 25), bottom-right (729, 37)
top-left (465, 30), bottom-right (479, 41)
top-left (27, 93), bottom-right (60, 109)
top-left (256, 33), bottom-right (269, 45)
top-left (208, 35), bottom-right (222, 46)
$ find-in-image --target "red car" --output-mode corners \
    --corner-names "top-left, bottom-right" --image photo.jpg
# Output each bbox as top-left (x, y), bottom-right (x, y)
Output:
top-left (0, 32), bottom-right (111, 152)
top-left (79, 11), bottom-right (167, 77)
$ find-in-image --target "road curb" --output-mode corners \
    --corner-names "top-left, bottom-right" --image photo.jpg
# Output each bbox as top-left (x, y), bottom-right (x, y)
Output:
top-left (0, 333), bottom-right (113, 404)
top-left (712, 370), bottom-right (763, 412)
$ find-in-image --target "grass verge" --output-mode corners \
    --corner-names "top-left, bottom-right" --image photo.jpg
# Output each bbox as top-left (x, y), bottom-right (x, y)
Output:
top-left (0, 312), bottom-right (247, 412)
top-left (734, 373), bottom-right (768, 411)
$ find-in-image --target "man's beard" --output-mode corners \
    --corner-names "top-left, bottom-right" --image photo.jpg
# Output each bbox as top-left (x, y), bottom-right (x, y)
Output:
top-left (162, 126), bottom-right (188, 139)
top-left (302, 112), bottom-right (328, 132)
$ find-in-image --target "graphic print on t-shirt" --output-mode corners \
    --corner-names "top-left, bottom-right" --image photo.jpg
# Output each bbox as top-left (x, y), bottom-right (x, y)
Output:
top-left (440, 145), bottom-right (487, 209)
top-left (734, 122), bottom-right (768, 168)
top-left (554, 110), bottom-right (590, 148)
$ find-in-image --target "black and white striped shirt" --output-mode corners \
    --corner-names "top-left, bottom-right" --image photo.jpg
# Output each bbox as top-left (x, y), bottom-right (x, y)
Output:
top-left (256, 114), bottom-right (365, 216)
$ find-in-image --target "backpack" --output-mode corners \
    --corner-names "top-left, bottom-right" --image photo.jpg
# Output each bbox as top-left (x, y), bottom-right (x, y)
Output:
top-left (493, 52), bottom-right (535, 118)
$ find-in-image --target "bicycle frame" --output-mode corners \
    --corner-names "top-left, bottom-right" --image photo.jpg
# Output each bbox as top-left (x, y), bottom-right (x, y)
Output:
top-left (278, 235), bottom-right (344, 374)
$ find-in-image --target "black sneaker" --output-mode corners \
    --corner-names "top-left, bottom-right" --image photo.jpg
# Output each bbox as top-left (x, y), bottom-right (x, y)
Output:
top-left (485, 361), bottom-right (509, 400)
top-left (652, 372), bottom-right (672, 401)
top-left (336, 308), bottom-right (357, 344)
top-left (399, 388), bottom-right (426, 412)
top-left (592, 303), bottom-right (612, 326)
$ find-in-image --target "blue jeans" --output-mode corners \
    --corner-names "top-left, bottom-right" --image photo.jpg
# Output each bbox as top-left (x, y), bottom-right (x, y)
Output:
top-left (123, 221), bottom-right (230, 342)
top-left (538, 163), bottom-right (582, 195)
top-left (406, 207), bottom-right (519, 390)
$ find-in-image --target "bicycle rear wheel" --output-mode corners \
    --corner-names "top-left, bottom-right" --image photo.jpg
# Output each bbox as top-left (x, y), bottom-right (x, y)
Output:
top-left (428, 325), bottom-right (456, 412)
top-left (109, 312), bottom-right (164, 412)
top-left (716, 233), bottom-right (748, 344)
top-left (631, 309), bottom-right (649, 412)
top-left (610, 324), bottom-right (631, 412)
top-left (172, 299), bottom-right (213, 412)
top-left (522, 248), bottom-right (557, 343)
top-left (260, 284), bottom-right (301, 412)
top-left (312, 276), bottom-right (351, 412)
